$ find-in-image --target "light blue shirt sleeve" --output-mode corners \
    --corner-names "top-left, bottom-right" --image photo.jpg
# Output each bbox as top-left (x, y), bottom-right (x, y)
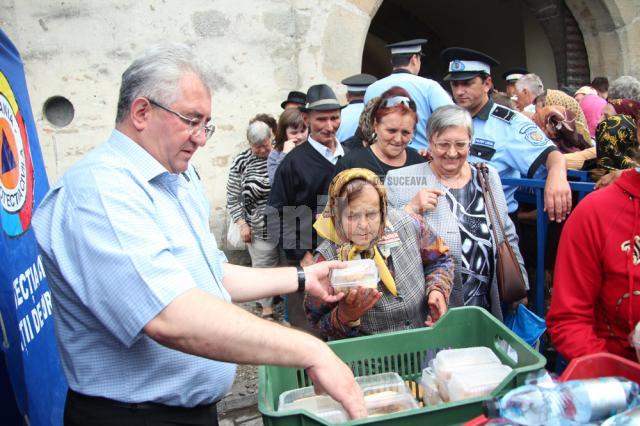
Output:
top-left (50, 169), bottom-right (197, 347)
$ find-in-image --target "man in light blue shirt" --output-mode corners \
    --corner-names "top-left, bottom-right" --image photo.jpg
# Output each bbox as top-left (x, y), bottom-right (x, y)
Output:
top-left (364, 39), bottom-right (453, 151)
top-left (32, 44), bottom-right (365, 426)
top-left (441, 47), bottom-right (571, 222)
top-left (336, 73), bottom-right (376, 142)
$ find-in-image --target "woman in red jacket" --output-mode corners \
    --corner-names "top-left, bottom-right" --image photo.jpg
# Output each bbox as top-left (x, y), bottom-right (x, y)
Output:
top-left (547, 165), bottom-right (640, 361)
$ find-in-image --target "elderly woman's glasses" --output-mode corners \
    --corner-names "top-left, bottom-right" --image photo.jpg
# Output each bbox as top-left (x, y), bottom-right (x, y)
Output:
top-left (380, 96), bottom-right (416, 111)
top-left (432, 140), bottom-right (470, 152)
top-left (147, 99), bottom-right (216, 140)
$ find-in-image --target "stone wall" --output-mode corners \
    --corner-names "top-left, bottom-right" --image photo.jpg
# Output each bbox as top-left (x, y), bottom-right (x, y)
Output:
top-left (1, 0), bottom-right (377, 238)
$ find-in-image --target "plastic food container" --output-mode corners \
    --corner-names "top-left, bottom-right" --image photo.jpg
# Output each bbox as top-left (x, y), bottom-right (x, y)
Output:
top-left (277, 387), bottom-right (347, 423)
top-left (421, 367), bottom-right (444, 406)
top-left (364, 391), bottom-right (419, 418)
top-left (447, 364), bottom-right (513, 402)
top-left (357, 372), bottom-right (411, 397)
top-left (330, 259), bottom-right (379, 294)
top-left (432, 347), bottom-right (502, 383)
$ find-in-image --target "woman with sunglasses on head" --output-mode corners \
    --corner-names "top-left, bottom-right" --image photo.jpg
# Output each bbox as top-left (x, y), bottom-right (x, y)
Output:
top-left (385, 105), bottom-right (528, 320)
top-left (334, 86), bottom-right (426, 181)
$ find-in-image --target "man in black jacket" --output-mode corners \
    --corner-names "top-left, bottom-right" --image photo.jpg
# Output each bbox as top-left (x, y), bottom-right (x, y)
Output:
top-left (267, 84), bottom-right (345, 268)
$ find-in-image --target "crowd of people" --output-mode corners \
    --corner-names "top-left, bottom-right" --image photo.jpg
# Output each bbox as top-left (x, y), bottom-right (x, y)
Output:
top-left (227, 38), bottom-right (640, 372)
top-left (29, 36), bottom-right (640, 425)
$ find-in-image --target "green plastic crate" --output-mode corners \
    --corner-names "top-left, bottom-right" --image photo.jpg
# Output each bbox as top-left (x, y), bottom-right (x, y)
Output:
top-left (258, 307), bottom-right (546, 425)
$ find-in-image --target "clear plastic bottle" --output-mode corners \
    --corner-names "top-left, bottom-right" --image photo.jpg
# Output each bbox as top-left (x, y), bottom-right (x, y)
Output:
top-left (602, 405), bottom-right (640, 425)
top-left (484, 377), bottom-right (640, 425)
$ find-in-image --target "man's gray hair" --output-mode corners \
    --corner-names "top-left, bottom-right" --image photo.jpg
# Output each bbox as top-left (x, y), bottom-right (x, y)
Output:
top-left (427, 105), bottom-right (473, 141)
top-left (247, 120), bottom-right (272, 145)
top-left (115, 42), bottom-right (212, 123)
top-left (608, 76), bottom-right (640, 102)
top-left (515, 73), bottom-right (544, 96)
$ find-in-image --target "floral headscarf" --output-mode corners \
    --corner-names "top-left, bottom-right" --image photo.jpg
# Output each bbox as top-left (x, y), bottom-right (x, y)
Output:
top-left (608, 98), bottom-right (640, 120)
top-left (596, 114), bottom-right (638, 171)
top-left (313, 168), bottom-right (396, 295)
top-left (544, 89), bottom-right (591, 143)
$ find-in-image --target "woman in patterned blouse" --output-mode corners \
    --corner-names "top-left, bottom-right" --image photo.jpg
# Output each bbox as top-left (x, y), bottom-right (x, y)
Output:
top-left (304, 168), bottom-right (454, 340)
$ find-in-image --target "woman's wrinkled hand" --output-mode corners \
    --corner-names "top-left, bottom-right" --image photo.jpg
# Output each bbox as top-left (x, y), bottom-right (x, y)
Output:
top-left (337, 287), bottom-right (382, 324)
top-left (405, 188), bottom-right (443, 216)
top-left (240, 223), bottom-right (252, 243)
top-left (425, 291), bottom-right (447, 326)
top-left (595, 170), bottom-right (622, 190)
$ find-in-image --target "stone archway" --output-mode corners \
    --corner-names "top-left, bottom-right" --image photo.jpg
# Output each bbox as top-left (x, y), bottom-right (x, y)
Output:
top-left (565, 0), bottom-right (639, 79)
top-left (345, 0), bottom-right (638, 90)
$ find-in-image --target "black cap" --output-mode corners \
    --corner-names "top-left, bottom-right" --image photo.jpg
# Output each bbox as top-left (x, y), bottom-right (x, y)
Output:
top-left (385, 38), bottom-right (428, 56)
top-left (299, 84), bottom-right (345, 112)
top-left (280, 91), bottom-right (307, 109)
top-left (502, 67), bottom-right (529, 82)
top-left (341, 73), bottom-right (377, 92)
top-left (483, 398), bottom-right (501, 419)
top-left (441, 47), bottom-right (500, 81)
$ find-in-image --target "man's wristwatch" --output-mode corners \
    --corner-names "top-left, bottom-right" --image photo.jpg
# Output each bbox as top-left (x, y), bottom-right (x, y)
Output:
top-left (295, 266), bottom-right (305, 293)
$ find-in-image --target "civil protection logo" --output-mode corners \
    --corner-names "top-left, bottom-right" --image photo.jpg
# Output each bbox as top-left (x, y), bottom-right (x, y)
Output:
top-left (0, 69), bottom-right (34, 238)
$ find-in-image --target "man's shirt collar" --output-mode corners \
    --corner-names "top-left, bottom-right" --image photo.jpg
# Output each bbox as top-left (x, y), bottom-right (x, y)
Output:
top-left (108, 129), bottom-right (173, 182)
top-left (474, 98), bottom-right (494, 121)
top-left (307, 135), bottom-right (344, 164)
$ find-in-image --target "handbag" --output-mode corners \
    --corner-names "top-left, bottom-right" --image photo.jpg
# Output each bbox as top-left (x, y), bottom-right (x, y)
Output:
top-left (226, 219), bottom-right (246, 250)
top-left (475, 163), bottom-right (528, 304)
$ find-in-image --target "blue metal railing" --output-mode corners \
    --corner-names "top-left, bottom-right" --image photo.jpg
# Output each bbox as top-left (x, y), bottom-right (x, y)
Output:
top-left (501, 173), bottom-right (595, 317)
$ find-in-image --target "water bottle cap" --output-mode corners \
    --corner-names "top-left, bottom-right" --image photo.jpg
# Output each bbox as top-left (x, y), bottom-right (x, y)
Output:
top-left (483, 398), bottom-right (500, 418)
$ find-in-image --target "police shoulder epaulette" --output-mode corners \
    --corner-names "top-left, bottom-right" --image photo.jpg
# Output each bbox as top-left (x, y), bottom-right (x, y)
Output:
top-left (491, 105), bottom-right (515, 123)
top-left (193, 165), bottom-right (201, 181)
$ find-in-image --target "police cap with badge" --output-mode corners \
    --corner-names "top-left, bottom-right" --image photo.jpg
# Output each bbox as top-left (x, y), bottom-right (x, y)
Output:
top-left (502, 67), bottom-right (528, 83)
top-left (385, 38), bottom-right (428, 56)
top-left (441, 47), bottom-right (500, 81)
top-left (341, 73), bottom-right (377, 93)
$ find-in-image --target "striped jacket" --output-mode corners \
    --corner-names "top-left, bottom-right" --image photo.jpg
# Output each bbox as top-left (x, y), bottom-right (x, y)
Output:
top-left (226, 148), bottom-right (270, 240)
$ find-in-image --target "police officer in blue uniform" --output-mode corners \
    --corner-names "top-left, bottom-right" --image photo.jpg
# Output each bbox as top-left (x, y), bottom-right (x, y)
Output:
top-left (336, 73), bottom-right (377, 142)
top-left (502, 67), bottom-right (528, 98)
top-left (441, 47), bottom-right (571, 222)
top-left (365, 38), bottom-right (452, 151)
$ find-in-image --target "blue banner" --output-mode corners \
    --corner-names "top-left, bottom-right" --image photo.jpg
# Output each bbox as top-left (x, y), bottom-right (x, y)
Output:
top-left (0, 30), bottom-right (66, 425)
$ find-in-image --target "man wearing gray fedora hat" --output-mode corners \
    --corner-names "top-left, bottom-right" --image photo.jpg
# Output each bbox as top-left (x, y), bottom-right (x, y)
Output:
top-left (268, 84), bottom-right (345, 265)
top-left (267, 84), bottom-right (345, 327)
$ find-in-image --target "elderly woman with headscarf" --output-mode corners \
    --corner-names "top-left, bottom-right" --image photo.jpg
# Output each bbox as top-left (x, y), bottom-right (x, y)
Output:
top-left (596, 114), bottom-right (639, 172)
top-left (385, 105), bottom-right (528, 320)
top-left (340, 97), bottom-right (379, 152)
top-left (603, 98), bottom-right (640, 120)
top-left (580, 94), bottom-right (608, 141)
top-left (304, 168), bottom-right (454, 339)
top-left (531, 89), bottom-right (592, 154)
top-left (226, 119), bottom-right (278, 319)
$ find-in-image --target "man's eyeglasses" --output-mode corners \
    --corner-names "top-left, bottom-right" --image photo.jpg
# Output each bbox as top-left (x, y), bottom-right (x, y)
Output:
top-left (432, 140), bottom-right (470, 152)
top-left (147, 99), bottom-right (216, 140)
top-left (380, 96), bottom-right (416, 111)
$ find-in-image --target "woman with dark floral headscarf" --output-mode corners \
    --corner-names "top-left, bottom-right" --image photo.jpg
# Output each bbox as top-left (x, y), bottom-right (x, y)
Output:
top-left (596, 114), bottom-right (639, 171)
top-left (304, 168), bottom-right (453, 339)
top-left (604, 98), bottom-right (640, 120)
